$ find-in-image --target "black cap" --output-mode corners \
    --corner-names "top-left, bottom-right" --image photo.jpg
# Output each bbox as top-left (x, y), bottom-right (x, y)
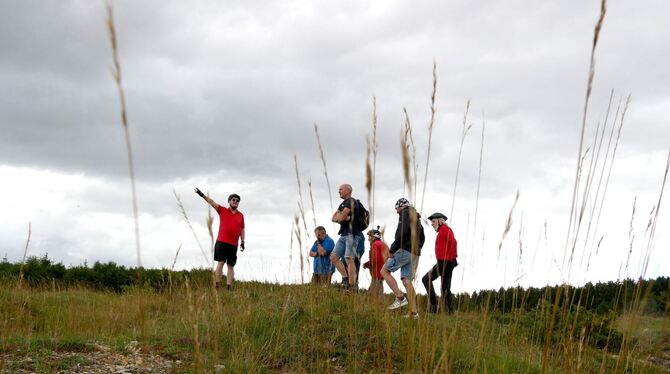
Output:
top-left (228, 193), bottom-right (241, 202)
top-left (427, 212), bottom-right (447, 221)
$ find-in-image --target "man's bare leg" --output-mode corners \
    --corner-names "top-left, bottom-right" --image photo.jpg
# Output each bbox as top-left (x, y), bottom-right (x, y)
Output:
top-left (381, 267), bottom-right (403, 298)
top-left (226, 264), bottom-right (235, 289)
top-left (403, 278), bottom-right (417, 314)
top-left (346, 257), bottom-right (357, 286)
top-left (214, 261), bottom-right (225, 284)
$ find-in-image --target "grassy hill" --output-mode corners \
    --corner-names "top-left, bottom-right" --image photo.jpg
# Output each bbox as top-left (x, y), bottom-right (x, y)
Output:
top-left (1, 275), bottom-right (668, 373)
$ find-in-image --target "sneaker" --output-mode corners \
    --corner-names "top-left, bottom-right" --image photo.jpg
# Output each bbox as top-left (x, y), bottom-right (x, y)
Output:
top-left (403, 312), bottom-right (419, 320)
top-left (388, 296), bottom-right (408, 310)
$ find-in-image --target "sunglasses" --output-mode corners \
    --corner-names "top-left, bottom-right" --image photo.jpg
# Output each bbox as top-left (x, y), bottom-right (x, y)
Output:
top-left (230, 198), bottom-right (240, 202)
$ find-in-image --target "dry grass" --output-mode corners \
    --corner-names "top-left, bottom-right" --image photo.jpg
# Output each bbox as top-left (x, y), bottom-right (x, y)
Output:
top-left (313, 123), bottom-right (335, 215)
top-left (450, 99), bottom-right (473, 221)
top-left (174, 188), bottom-right (211, 267)
top-left (419, 61), bottom-right (438, 215)
top-left (292, 154), bottom-right (309, 284)
top-left (105, 1), bottom-right (146, 351)
top-left (17, 222), bottom-right (31, 289)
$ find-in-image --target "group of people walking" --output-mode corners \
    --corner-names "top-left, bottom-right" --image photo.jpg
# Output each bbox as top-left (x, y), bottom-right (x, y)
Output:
top-left (194, 182), bottom-right (458, 319)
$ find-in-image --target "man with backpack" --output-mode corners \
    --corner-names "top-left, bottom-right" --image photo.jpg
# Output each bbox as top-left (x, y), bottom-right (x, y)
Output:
top-left (330, 183), bottom-right (368, 290)
top-left (381, 198), bottom-right (425, 319)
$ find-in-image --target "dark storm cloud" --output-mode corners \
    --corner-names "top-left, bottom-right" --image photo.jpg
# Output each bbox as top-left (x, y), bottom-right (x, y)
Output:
top-left (5, 0), bottom-right (668, 188)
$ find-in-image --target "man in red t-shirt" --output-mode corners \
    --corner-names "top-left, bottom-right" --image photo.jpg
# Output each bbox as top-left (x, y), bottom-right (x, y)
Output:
top-left (421, 212), bottom-right (457, 313)
top-left (195, 188), bottom-right (245, 290)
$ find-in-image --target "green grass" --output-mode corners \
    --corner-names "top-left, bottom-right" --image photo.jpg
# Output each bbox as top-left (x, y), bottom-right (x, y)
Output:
top-left (1, 282), bottom-right (667, 373)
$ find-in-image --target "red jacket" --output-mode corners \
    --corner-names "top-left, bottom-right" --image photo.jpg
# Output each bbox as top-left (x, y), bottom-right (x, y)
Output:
top-left (364, 240), bottom-right (386, 280)
top-left (435, 224), bottom-right (457, 261)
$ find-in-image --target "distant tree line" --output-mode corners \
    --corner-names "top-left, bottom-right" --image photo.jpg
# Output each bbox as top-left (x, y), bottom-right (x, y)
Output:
top-left (2, 255), bottom-right (667, 317)
top-left (458, 277), bottom-right (668, 315)
top-left (0, 255), bottom-right (212, 292)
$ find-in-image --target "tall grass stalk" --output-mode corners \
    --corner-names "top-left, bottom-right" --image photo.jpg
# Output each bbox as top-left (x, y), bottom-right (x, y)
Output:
top-left (105, 1), bottom-right (146, 350)
top-left (174, 188), bottom-right (211, 267)
top-left (577, 90), bottom-right (616, 269)
top-left (106, 2), bottom-right (141, 269)
top-left (542, 2), bottom-right (608, 372)
top-left (639, 150), bottom-right (669, 279)
top-left (450, 100), bottom-right (472, 221)
top-left (184, 277), bottom-right (204, 372)
top-left (564, 0), bottom-right (607, 269)
top-left (168, 244), bottom-right (182, 294)
top-left (307, 178), bottom-right (317, 228)
top-left (498, 190), bottom-right (520, 254)
top-left (419, 61), bottom-right (437, 214)
top-left (472, 114), bottom-right (486, 248)
top-left (370, 96), bottom-right (379, 223)
top-left (293, 154), bottom-right (309, 284)
top-left (17, 221), bottom-right (31, 289)
top-left (590, 96), bottom-right (627, 248)
top-left (313, 123), bottom-right (334, 215)
top-left (402, 108), bottom-right (418, 202)
top-left (206, 191), bottom-right (214, 256)
top-left (366, 136), bottom-right (373, 219)
top-left (292, 214), bottom-right (304, 284)
top-left (617, 151), bottom-right (669, 373)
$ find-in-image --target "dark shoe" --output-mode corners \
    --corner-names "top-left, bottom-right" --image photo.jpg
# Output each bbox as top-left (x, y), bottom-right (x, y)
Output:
top-left (429, 304), bottom-right (438, 314)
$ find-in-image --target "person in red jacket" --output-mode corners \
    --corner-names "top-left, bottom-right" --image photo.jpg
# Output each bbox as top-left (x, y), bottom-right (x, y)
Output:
top-left (363, 226), bottom-right (388, 299)
top-left (195, 188), bottom-right (245, 290)
top-left (421, 212), bottom-right (457, 313)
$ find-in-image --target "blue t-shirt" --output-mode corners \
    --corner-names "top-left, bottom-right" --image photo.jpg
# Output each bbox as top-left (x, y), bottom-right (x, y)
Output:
top-left (310, 235), bottom-right (335, 274)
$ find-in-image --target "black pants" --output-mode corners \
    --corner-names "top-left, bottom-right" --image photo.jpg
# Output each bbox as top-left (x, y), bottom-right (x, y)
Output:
top-left (422, 260), bottom-right (457, 313)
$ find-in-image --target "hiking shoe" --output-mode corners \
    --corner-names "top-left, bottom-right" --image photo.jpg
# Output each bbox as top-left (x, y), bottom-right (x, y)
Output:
top-left (388, 296), bottom-right (408, 310)
top-left (403, 312), bottom-right (419, 320)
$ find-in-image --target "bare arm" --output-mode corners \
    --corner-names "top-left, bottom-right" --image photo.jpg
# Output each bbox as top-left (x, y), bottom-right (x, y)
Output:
top-left (332, 207), bottom-right (351, 223)
top-left (195, 188), bottom-right (219, 210)
top-left (317, 242), bottom-right (326, 256)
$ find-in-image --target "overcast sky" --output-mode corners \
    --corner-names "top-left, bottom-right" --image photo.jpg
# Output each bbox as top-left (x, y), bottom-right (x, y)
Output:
top-left (1, 0), bottom-right (668, 292)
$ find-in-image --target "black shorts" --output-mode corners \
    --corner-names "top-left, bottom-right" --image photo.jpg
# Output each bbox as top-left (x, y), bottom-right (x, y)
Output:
top-left (214, 241), bottom-right (238, 266)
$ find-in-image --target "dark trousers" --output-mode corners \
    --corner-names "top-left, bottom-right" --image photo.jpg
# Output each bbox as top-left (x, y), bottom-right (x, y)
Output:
top-left (422, 260), bottom-right (457, 313)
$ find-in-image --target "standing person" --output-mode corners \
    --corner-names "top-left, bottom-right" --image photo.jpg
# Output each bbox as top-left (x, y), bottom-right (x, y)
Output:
top-left (422, 212), bottom-right (458, 313)
top-left (363, 226), bottom-right (388, 299)
top-left (309, 226), bottom-right (336, 284)
top-left (194, 188), bottom-right (245, 290)
top-left (381, 198), bottom-right (425, 319)
top-left (330, 184), bottom-right (366, 290)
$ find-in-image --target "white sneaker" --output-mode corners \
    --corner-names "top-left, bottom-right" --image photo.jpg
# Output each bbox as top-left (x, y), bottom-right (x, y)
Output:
top-left (388, 296), bottom-right (408, 310)
top-left (403, 312), bottom-right (419, 320)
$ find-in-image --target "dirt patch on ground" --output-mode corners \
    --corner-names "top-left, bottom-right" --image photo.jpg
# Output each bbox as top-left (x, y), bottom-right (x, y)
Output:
top-left (1, 341), bottom-right (186, 373)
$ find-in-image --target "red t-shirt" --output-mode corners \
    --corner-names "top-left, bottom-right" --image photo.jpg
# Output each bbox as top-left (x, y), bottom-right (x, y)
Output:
top-left (216, 206), bottom-right (245, 246)
top-left (368, 240), bottom-right (386, 280)
top-left (435, 224), bottom-right (457, 261)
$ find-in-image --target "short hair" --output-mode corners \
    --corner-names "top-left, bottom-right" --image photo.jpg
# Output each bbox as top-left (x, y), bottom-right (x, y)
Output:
top-left (314, 226), bottom-right (326, 234)
top-left (228, 193), bottom-right (241, 202)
